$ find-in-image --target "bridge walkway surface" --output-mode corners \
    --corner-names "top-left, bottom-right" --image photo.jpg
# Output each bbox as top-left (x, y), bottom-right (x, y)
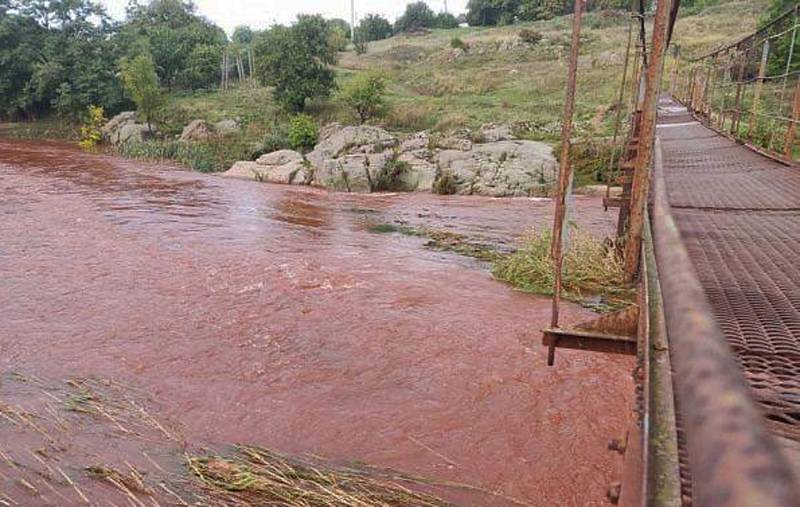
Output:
top-left (656, 96), bottom-right (800, 473)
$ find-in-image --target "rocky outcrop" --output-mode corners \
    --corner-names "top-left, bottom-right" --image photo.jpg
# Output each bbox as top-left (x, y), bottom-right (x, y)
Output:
top-left (101, 111), bottom-right (155, 145)
top-left (222, 123), bottom-right (556, 197)
top-left (435, 140), bottom-right (556, 197)
top-left (224, 149), bottom-right (310, 185)
top-left (179, 120), bottom-right (214, 142)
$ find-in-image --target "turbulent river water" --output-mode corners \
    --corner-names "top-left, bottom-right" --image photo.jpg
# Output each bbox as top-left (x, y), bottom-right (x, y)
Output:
top-left (0, 137), bottom-right (633, 506)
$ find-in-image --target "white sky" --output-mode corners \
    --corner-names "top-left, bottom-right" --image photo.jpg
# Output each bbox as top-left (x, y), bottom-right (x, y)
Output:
top-left (100, 0), bottom-right (468, 35)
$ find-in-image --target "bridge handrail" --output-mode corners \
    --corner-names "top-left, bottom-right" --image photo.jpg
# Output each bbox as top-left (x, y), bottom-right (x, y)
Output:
top-left (648, 137), bottom-right (800, 507)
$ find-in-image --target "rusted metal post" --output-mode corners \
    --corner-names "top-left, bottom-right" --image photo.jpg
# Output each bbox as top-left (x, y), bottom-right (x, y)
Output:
top-left (548, 0), bottom-right (585, 365)
top-left (623, 0), bottom-right (673, 281)
top-left (605, 18), bottom-right (634, 204)
top-left (630, 44), bottom-right (643, 111)
top-left (785, 79), bottom-right (800, 158)
top-left (747, 39), bottom-right (770, 139)
top-left (731, 57), bottom-right (745, 135)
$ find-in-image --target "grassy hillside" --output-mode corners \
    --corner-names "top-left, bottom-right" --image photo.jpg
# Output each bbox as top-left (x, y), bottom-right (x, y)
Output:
top-left (167, 0), bottom-right (764, 138)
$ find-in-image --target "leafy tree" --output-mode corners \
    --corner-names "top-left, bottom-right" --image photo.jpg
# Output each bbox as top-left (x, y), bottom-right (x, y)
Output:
top-left (760, 0), bottom-right (799, 75)
top-left (253, 15), bottom-right (338, 112)
top-left (119, 52), bottom-right (164, 132)
top-left (341, 73), bottom-right (386, 123)
top-left (466, 0), bottom-right (509, 26)
top-left (434, 12), bottom-right (459, 29)
top-left (119, 0), bottom-right (226, 90)
top-left (232, 25), bottom-right (254, 44)
top-left (0, 0), bottom-right (124, 121)
top-left (356, 14), bottom-right (392, 42)
top-left (0, 13), bottom-right (48, 118)
top-left (326, 19), bottom-right (351, 52)
top-left (394, 1), bottom-right (436, 32)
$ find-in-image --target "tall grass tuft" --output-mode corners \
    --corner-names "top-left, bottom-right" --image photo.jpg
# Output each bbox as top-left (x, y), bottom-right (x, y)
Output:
top-left (492, 226), bottom-right (634, 309)
top-left (118, 138), bottom-right (251, 173)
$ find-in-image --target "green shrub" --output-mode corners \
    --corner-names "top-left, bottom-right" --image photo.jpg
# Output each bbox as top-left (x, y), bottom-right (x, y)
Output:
top-left (251, 124), bottom-right (290, 159)
top-left (553, 139), bottom-right (621, 187)
top-left (450, 37), bottom-right (468, 51)
top-left (518, 28), bottom-right (543, 45)
top-left (371, 156), bottom-right (411, 191)
top-left (288, 114), bottom-right (318, 151)
top-left (433, 170), bottom-right (459, 195)
top-left (354, 36), bottom-right (368, 55)
top-left (79, 105), bottom-right (106, 150)
top-left (340, 73), bottom-right (387, 124)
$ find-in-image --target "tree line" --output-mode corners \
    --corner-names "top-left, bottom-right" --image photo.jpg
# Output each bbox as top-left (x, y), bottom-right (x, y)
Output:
top-left (0, 0), bottom-right (229, 121)
top-left (0, 0), bottom-right (467, 123)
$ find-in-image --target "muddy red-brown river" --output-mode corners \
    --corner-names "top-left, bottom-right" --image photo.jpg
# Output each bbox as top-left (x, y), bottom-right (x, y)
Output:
top-left (0, 137), bottom-right (634, 506)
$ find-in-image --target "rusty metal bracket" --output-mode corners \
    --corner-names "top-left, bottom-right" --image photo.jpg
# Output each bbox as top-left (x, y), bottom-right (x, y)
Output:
top-left (543, 304), bottom-right (639, 365)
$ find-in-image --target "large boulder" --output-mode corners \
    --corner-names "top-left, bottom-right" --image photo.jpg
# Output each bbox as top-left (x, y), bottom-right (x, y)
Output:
top-left (101, 111), bottom-right (156, 146)
top-left (101, 111), bottom-right (136, 141)
top-left (434, 140), bottom-right (556, 197)
top-left (114, 123), bottom-right (152, 145)
top-left (179, 120), bottom-right (213, 142)
top-left (476, 123), bottom-right (514, 143)
top-left (223, 149), bottom-right (309, 184)
top-left (306, 124), bottom-right (398, 170)
top-left (214, 119), bottom-right (240, 135)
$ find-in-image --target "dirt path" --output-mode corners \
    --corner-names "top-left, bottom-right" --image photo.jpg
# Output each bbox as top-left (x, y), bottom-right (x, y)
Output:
top-left (0, 138), bottom-right (633, 506)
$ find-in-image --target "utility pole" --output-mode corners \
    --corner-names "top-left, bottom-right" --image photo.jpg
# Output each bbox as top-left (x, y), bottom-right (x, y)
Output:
top-left (444, 0), bottom-right (448, 14)
top-left (350, 0), bottom-right (355, 40)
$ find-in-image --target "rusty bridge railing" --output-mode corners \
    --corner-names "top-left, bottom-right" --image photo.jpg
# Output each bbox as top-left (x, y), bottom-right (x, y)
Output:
top-left (546, 1), bottom-right (800, 505)
top-left (673, 4), bottom-right (800, 162)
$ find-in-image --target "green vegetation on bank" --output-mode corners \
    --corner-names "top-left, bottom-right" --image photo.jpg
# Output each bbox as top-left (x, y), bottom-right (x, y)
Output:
top-left (0, 0), bottom-right (774, 177)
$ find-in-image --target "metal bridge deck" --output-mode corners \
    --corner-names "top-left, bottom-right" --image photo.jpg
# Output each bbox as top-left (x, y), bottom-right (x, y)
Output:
top-left (657, 98), bottom-right (800, 465)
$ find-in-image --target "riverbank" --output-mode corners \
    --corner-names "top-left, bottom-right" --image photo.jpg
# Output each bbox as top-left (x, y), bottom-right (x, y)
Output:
top-left (0, 137), bottom-right (634, 505)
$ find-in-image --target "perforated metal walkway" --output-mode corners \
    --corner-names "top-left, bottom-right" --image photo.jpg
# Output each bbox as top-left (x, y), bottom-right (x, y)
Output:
top-left (657, 98), bottom-right (800, 463)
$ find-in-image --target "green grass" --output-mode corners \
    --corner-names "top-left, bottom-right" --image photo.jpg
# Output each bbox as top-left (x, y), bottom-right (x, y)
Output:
top-left (491, 226), bottom-right (635, 311)
top-left (0, 116), bottom-right (78, 140)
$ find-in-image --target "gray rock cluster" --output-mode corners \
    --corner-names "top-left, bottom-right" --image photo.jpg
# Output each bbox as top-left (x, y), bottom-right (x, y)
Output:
top-left (223, 123), bottom-right (557, 197)
top-left (101, 111), bottom-right (154, 145)
top-left (101, 113), bottom-right (240, 146)
top-left (178, 119), bottom-right (241, 141)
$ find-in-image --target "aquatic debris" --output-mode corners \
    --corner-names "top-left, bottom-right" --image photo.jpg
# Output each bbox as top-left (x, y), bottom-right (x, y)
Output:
top-left (187, 445), bottom-right (454, 506)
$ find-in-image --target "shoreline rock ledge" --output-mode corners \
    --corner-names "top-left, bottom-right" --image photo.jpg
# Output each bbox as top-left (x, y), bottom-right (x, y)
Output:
top-left (223, 123), bottom-right (557, 197)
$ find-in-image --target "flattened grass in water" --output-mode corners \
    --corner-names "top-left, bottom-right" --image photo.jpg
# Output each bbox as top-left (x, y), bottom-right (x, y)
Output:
top-left (187, 445), bottom-right (453, 506)
top-left (491, 226), bottom-right (634, 310)
top-left (368, 222), bottom-right (499, 261)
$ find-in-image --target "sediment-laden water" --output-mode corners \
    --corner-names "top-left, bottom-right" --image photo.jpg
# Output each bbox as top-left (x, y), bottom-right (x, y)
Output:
top-left (0, 137), bottom-right (633, 506)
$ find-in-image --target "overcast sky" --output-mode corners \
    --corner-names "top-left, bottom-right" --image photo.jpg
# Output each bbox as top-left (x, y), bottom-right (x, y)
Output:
top-left (99, 0), bottom-right (468, 35)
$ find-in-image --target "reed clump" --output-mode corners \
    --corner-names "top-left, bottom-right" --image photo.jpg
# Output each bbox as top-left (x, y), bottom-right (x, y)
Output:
top-left (187, 445), bottom-right (453, 506)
